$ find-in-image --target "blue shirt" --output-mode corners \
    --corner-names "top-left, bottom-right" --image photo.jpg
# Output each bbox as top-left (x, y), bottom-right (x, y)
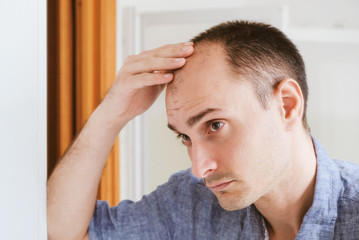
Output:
top-left (89, 138), bottom-right (359, 239)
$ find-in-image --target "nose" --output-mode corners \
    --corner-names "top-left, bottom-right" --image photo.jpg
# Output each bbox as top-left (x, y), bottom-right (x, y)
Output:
top-left (190, 141), bottom-right (218, 178)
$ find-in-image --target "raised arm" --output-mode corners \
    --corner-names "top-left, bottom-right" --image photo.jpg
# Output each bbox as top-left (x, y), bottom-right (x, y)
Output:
top-left (47, 42), bottom-right (194, 240)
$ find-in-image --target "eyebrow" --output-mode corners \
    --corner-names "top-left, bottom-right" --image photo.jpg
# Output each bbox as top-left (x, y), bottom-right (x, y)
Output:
top-left (167, 108), bottom-right (222, 132)
top-left (167, 122), bottom-right (178, 132)
top-left (186, 108), bottom-right (222, 127)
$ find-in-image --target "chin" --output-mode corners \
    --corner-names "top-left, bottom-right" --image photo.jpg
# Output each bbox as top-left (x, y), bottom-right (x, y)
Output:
top-left (216, 192), bottom-right (251, 211)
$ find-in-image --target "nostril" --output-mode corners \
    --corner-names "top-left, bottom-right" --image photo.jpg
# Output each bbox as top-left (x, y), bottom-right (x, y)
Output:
top-left (191, 158), bottom-right (217, 179)
top-left (190, 143), bottom-right (218, 178)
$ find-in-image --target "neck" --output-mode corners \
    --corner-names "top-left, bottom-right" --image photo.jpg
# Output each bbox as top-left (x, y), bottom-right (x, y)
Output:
top-left (254, 131), bottom-right (317, 240)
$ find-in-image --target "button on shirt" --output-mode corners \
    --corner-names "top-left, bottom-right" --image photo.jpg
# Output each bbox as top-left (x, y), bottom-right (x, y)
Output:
top-left (89, 138), bottom-right (359, 239)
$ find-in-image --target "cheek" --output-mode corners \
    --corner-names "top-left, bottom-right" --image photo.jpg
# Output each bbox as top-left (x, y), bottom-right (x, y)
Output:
top-left (217, 126), bottom-right (257, 174)
top-left (186, 146), bottom-right (192, 161)
top-left (220, 117), bottom-right (276, 179)
top-left (248, 117), bottom-right (288, 179)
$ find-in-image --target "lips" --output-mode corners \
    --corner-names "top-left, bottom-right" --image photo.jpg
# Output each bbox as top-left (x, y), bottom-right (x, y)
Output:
top-left (207, 180), bottom-right (234, 192)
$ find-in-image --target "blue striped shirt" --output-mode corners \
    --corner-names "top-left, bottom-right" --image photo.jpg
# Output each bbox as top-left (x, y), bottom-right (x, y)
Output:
top-left (89, 138), bottom-right (359, 239)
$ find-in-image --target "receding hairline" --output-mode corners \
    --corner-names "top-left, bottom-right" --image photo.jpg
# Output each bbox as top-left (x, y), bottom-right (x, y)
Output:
top-left (187, 20), bottom-right (309, 131)
top-left (167, 42), bottom-right (230, 95)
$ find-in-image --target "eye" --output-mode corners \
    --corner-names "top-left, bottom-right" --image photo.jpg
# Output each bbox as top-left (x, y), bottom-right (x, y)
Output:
top-left (209, 121), bottom-right (224, 132)
top-left (177, 133), bottom-right (191, 143)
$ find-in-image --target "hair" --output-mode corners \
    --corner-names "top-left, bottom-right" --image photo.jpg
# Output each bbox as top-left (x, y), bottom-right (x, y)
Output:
top-left (191, 20), bottom-right (309, 131)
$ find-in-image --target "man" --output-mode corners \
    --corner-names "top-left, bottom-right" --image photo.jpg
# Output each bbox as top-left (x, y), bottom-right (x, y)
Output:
top-left (47, 21), bottom-right (359, 240)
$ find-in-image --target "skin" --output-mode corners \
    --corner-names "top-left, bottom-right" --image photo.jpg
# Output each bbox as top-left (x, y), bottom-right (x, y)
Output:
top-left (166, 44), bottom-right (317, 240)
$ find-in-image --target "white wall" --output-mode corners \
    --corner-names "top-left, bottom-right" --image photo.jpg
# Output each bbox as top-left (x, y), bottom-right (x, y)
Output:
top-left (0, 0), bottom-right (47, 239)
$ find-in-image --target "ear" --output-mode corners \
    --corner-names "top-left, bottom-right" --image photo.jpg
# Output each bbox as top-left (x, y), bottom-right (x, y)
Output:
top-left (274, 79), bottom-right (304, 130)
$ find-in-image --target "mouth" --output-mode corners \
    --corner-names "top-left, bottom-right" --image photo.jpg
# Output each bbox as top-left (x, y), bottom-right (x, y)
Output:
top-left (207, 180), bottom-right (234, 192)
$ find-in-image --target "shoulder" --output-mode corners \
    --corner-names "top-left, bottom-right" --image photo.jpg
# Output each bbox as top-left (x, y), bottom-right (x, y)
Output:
top-left (165, 168), bottom-right (200, 184)
top-left (155, 168), bottom-right (215, 205)
top-left (333, 160), bottom-right (359, 237)
top-left (328, 160), bottom-right (359, 237)
top-left (332, 159), bottom-right (359, 224)
top-left (332, 159), bottom-right (359, 201)
top-left (164, 168), bottom-right (204, 188)
top-left (89, 169), bottom-right (208, 239)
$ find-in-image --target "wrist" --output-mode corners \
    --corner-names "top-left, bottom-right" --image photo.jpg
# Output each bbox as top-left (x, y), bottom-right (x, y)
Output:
top-left (91, 98), bottom-right (129, 136)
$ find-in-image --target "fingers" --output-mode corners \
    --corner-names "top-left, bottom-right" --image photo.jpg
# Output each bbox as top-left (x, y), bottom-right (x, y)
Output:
top-left (146, 42), bottom-right (194, 58)
top-left (123, 42), bottom-right (194, 74)
top-left (130, 72), bottom-right (174, 89)
top-left (129, 57), bottom-right (186, 74)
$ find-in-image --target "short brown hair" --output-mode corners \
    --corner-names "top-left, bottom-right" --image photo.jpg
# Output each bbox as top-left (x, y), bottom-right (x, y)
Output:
top-left (191, 21), bottom-right (309, 130)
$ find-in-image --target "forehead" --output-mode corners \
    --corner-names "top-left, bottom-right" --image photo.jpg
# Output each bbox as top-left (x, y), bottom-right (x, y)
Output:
top-left (164, 43), bottom-right (263, 134)
top-left (164, 43), bottom-right (262, 132)
top-left (166, 43), bottom-right (233, 108)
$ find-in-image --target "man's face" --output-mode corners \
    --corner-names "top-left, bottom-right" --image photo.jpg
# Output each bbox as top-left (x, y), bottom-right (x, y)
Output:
top-left (165, 44), bottom-right (291, 211)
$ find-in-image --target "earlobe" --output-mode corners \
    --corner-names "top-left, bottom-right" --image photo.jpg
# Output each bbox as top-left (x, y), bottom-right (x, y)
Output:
top-left (274, 79), bottom-right (304, 130)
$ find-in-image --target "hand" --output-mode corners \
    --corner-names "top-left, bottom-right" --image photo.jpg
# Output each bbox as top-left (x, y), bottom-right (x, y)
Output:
top-left (102, 42), bottom-right (194, 125)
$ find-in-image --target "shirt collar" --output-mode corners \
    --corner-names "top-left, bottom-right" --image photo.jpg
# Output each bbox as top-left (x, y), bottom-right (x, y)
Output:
top-left (296, 136), bottom-right (340, 238)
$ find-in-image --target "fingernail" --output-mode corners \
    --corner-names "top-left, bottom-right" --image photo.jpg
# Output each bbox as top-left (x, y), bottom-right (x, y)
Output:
top-left (184, 42), bottom-right (193, 46)
top-left (182, 46), bottom-right (192, 53)
top-left (164, 73), bottom-right (172, 78)
top-left (173, 58), bottom-right (184, 63)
